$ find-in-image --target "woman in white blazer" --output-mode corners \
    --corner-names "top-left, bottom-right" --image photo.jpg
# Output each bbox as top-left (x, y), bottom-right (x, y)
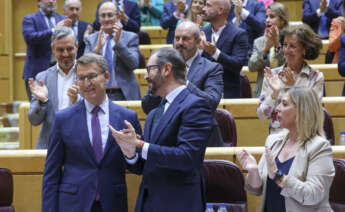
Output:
top-left (238, 86), bottom-right (335, 212)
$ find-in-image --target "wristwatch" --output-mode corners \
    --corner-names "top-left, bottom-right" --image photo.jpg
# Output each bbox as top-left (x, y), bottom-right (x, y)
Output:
top-left (273, 169), bottom-right (284, 184)
top-left (135, 140), bottom-right (145, 155)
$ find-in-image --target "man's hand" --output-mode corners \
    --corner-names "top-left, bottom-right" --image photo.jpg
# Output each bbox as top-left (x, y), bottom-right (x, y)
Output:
top-left (174, 0), bottom-right (186, 18)
top-left (56, 18), bottom-right (73, 28)
top-left (28, 78), bottom-right (49, 103)
top-left (83, 25), bottom-right (93, 41)
top-left (108, 120), bottom-right (139, 158)
top-left (94, 27), bottom-right (107, 53)
top-left (199, 31), bottom-right (217, 55)
top-left (113, 22), bottom-right (123, 43)
top-left (67, 80), bottom-right (79, 104)
top-left (119, 7), bottom-right (129, 23)
top-left (320, 0), bottom-right (327, 13)
top-left (233, 0), bottom-right (243, 22)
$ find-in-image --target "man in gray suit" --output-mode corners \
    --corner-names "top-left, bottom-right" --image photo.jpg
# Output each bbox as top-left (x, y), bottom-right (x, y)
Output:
top-left (142, 21), bottom-right (225, 147)
top-left (84, 1), bottom-right (141, 100)
top-left (28, 27), bottom-right (80, 149)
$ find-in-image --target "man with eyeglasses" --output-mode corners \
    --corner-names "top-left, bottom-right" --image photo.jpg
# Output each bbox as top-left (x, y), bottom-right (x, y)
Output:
top-left (108, 47), bottom-right (213, 212)
top-left (84, 1), bottom-right (141, 101)
top-left (28, 26), bottom-right (80, 149)
top-left (42, 52), bottom-right (142, 212)
top-left (22, 0), bottom-right (64, 100)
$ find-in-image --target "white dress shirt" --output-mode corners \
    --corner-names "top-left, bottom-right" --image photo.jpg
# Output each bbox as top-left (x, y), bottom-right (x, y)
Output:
top-left (210, 24), bottom-right (226, 60)
top-left (57, 63), bottom-right (76, 110)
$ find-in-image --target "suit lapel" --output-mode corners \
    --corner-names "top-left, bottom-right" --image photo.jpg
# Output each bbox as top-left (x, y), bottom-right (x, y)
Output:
top-left (36, 11), bottom-right (49, 30)
top-left (216, 24), bottom-right (231, 49)
top-left (47, 66), bottom-right (59, 112)
top-left (150, 89), bottom-right (188, 144)
top-left (187, 54), bottom-right (202, 82)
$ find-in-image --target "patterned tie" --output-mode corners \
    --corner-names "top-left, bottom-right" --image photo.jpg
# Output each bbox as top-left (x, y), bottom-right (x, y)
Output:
top-left (104, 34), bottom-right (114, 87)
top-left (91, 106), bottom-right (103, 162)
top-left (150, 98), bottom-right (167, 139)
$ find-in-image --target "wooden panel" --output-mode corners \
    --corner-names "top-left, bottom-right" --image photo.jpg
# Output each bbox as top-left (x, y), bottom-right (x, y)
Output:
top-left (13, 56), bottom-right (27, 101)
top-left (0, 56), bottom-right (10, 78)
top-left (235, 119), bottom-right (269, 147)
top-left (276, 0), bottom-right (303, 22)
top-left (0, 79), bottom-right (10, 102)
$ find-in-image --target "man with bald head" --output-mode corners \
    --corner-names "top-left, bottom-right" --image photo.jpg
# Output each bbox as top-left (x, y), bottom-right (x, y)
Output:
top-left (201, 0), bottom-right (249, 98)
top-left (142, 21), bottom-right (225, 146)
top-left (84, 1), bottom-right (141, 100)
top-left (57, 0), bottom-right (93, 58)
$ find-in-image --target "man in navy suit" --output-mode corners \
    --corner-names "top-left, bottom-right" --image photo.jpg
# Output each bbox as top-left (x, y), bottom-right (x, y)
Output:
top-left (109, 47), bottom-right (213, 212)
top-left (227, 0), bottom-right (266, 50)
top-left (141, 21), bottom-right (224, 147)
top-left (22, 0), bottom-right (64, 99)
top-left (93, 0), bottom-right (141, 33)
top-left (42, 53), bottom-right (142, 212)
top-left (201, 0), bottom-right (249, 98)
top-left (160, 0), bottom-right (191, 44)
top-left (302, 0), bottom-right (343, 38)
top-left (59, 0), bottom-right (92, 58)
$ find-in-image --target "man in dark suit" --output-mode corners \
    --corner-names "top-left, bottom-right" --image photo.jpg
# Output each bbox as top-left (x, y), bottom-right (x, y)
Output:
top-left (302, 0), bottom-right (343, 39)
top-left (227, 0), bottom-right (266, 50)
top-left (42, 53), bottom-right (142, 212)
top-left (160, 0), bottom-right (191, 44)
top-left (28, 27), bottom-right (80, 149)
top-left (109, 47), bottom-right (213, 212)
top-left (22, 0), bottom-right (64, 99)
top-left (201, 0), bottom-right (249, 98)
top-left (59, 0), bottom-right (92, 58)
top-left (93, 0), bottom-right (141, 33)
top-left (85, 1), bottom-right (141, 100)
top-left (142, 21), bottom-right (224, 146)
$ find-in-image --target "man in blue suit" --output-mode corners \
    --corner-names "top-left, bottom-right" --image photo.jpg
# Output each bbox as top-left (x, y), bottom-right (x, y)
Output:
top-left (93, 0), bottom-right (141, 33)
top-left (141, 21), bottom-right (224, 147)
top-left (109, 47), bottom-right (213, 212)
top-left (227, 0), bottom-right (266, 50)
top-left (22, 0), bottom-right (64, 99)
top-left (201, 0), bottom-right (249, 98)
top-left (160, 0), bottom-right (191, 44)
top-left (42, 53), bottom-right (142, 212)
top-left (60, 0), bottom-right (93, 58)
top-left (302, 0), bottom-right (343, 38)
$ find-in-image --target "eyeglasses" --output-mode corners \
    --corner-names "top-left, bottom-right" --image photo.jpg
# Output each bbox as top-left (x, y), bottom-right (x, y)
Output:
top-left (77, 72), bottom-right (103, 83)
top-left (99, 12), bottom-right (118, 19)
top-left (145, 64), bottom-right (161, 74)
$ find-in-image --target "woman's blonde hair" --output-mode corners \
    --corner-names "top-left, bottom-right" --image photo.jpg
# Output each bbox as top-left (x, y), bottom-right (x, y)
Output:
top-left (287, 86), bottom-right (325, 145)
top-left (267, 2), bottom-right (289, 29)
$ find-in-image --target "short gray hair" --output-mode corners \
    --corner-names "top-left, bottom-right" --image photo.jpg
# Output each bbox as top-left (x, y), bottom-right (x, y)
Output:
top-left (64, 0), bottom-right (82, 10)
top-left (51, 26), bottom-right (77, 45)
top-left (77, 53), bottom-right (108, 74)
top-left (152, 47), bottom-right (186, 84)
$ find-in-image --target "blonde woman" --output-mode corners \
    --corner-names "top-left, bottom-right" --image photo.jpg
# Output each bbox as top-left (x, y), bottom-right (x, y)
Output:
top-left (238, 86), bottom-right (335, 212)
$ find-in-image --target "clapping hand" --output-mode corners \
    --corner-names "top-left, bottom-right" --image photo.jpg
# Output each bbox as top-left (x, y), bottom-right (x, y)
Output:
top-left (28, 78), bottom-right (48, 103)
top-left (113, 21), bottom-right (123, 43)
top-left (83, 25), bottom-right (93, 41)
top-left (94, 27), bottom-right (107, 53)
top-left (279, 67), bottom-right (296, 86)
top-left (264, 26), bottom-right (280, 51)
top-left (233, 0), bottom-right (243, 22)
top-left (56, 18), bottom-right (73, 28)
top-left (67, 80), bottom-right (80, 105)
top-left (199, 31), bottom-right (217, 55)
top-left (320, 0), bottom-right (327, 13)
top-left (108, 120), bottom-right (139, 159)
top-left (237, 150), bottom-right (258, 172)
top-left (265, 147), bottom-right (278, 180)
top-left (119, 7), bottom-right (129, 23)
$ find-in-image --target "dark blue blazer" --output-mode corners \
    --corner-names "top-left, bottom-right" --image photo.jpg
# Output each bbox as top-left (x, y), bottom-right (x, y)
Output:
top-left (76, 20), bottom-right (91, 58)
top-left (302, 0), bottom-right (343, 34)
top-left (202, 24), bottom-right (249, 98)
top-left (130, 88), bottom-right (213, 212)
top-left (227, 0), bottom-right (265, 49)
top-left (160, 0), bottom-right (191, 44)
top-left (42, 100), bottom-right (142, 212)
top-left (22, 11), bottom-right (64, 80)
top-left (93, 0), bottom-right (141, 33)
top-left (337, 34), bottom-right (345, 96)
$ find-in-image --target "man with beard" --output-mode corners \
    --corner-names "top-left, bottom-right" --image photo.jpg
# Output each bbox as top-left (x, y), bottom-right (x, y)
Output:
top-left (57, 0), bottom-right (93, 58)
top-left (84, 1), bottom-right (141, 100)
top-left (28, 27), bottom-right (80, 149)
top-left (108, 47), bottom-right (213, 212)
top-left (142, 21), bottom-right (225, 147)
top-left (201, 0), bottom-right (249, 98)
top-left (22, 0), bottom-right (64, 100)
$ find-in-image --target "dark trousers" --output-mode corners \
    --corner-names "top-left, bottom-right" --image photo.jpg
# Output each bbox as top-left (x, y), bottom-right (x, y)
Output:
top-left (91, 201), bottom-right (102, 212)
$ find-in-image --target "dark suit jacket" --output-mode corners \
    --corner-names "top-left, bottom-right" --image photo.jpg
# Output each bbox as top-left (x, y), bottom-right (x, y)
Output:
top-left (202, 23), bottom-right (248, 98)
top-left (76, 20), bottom-right (91, 58)
top-left (93, 0), bottom-right (141, 33)
top-left (302, 0), bottom-right (343, 34)
top-left (42, 100), bottom-right (142, 212)
top-left (160, 0), bottom-right (191, 44)
top-left (131, 88), bottom-right (213, 212)
top-left (227, 0), bottom-right (265, 49)
top-left (337, 34), bottom-right (345, 96)
top-left (22, 11), bottom-right (64, 80)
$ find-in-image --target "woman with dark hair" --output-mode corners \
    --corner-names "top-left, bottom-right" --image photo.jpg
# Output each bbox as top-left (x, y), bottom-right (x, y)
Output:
top-left (249, 2), bottom-right (289, 97)
top-left (257, 24), bottom-right (324, 133)
top-left (239, 86), bottom-right (335, 212)
top-left (328, 0), bottom-right (345, 63)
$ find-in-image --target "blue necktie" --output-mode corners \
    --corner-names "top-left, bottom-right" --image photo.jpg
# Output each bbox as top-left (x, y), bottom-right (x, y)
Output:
top-left (46, 15), bottom-right (54, 29)
top-left (91, 106), bottom-right (102, 200)
top-left (319, 13), bottom-right (329, 38)
top-left (104, 35), bottom-right (114, 87)
top-left (150, 99), bottom-right (167, 139)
